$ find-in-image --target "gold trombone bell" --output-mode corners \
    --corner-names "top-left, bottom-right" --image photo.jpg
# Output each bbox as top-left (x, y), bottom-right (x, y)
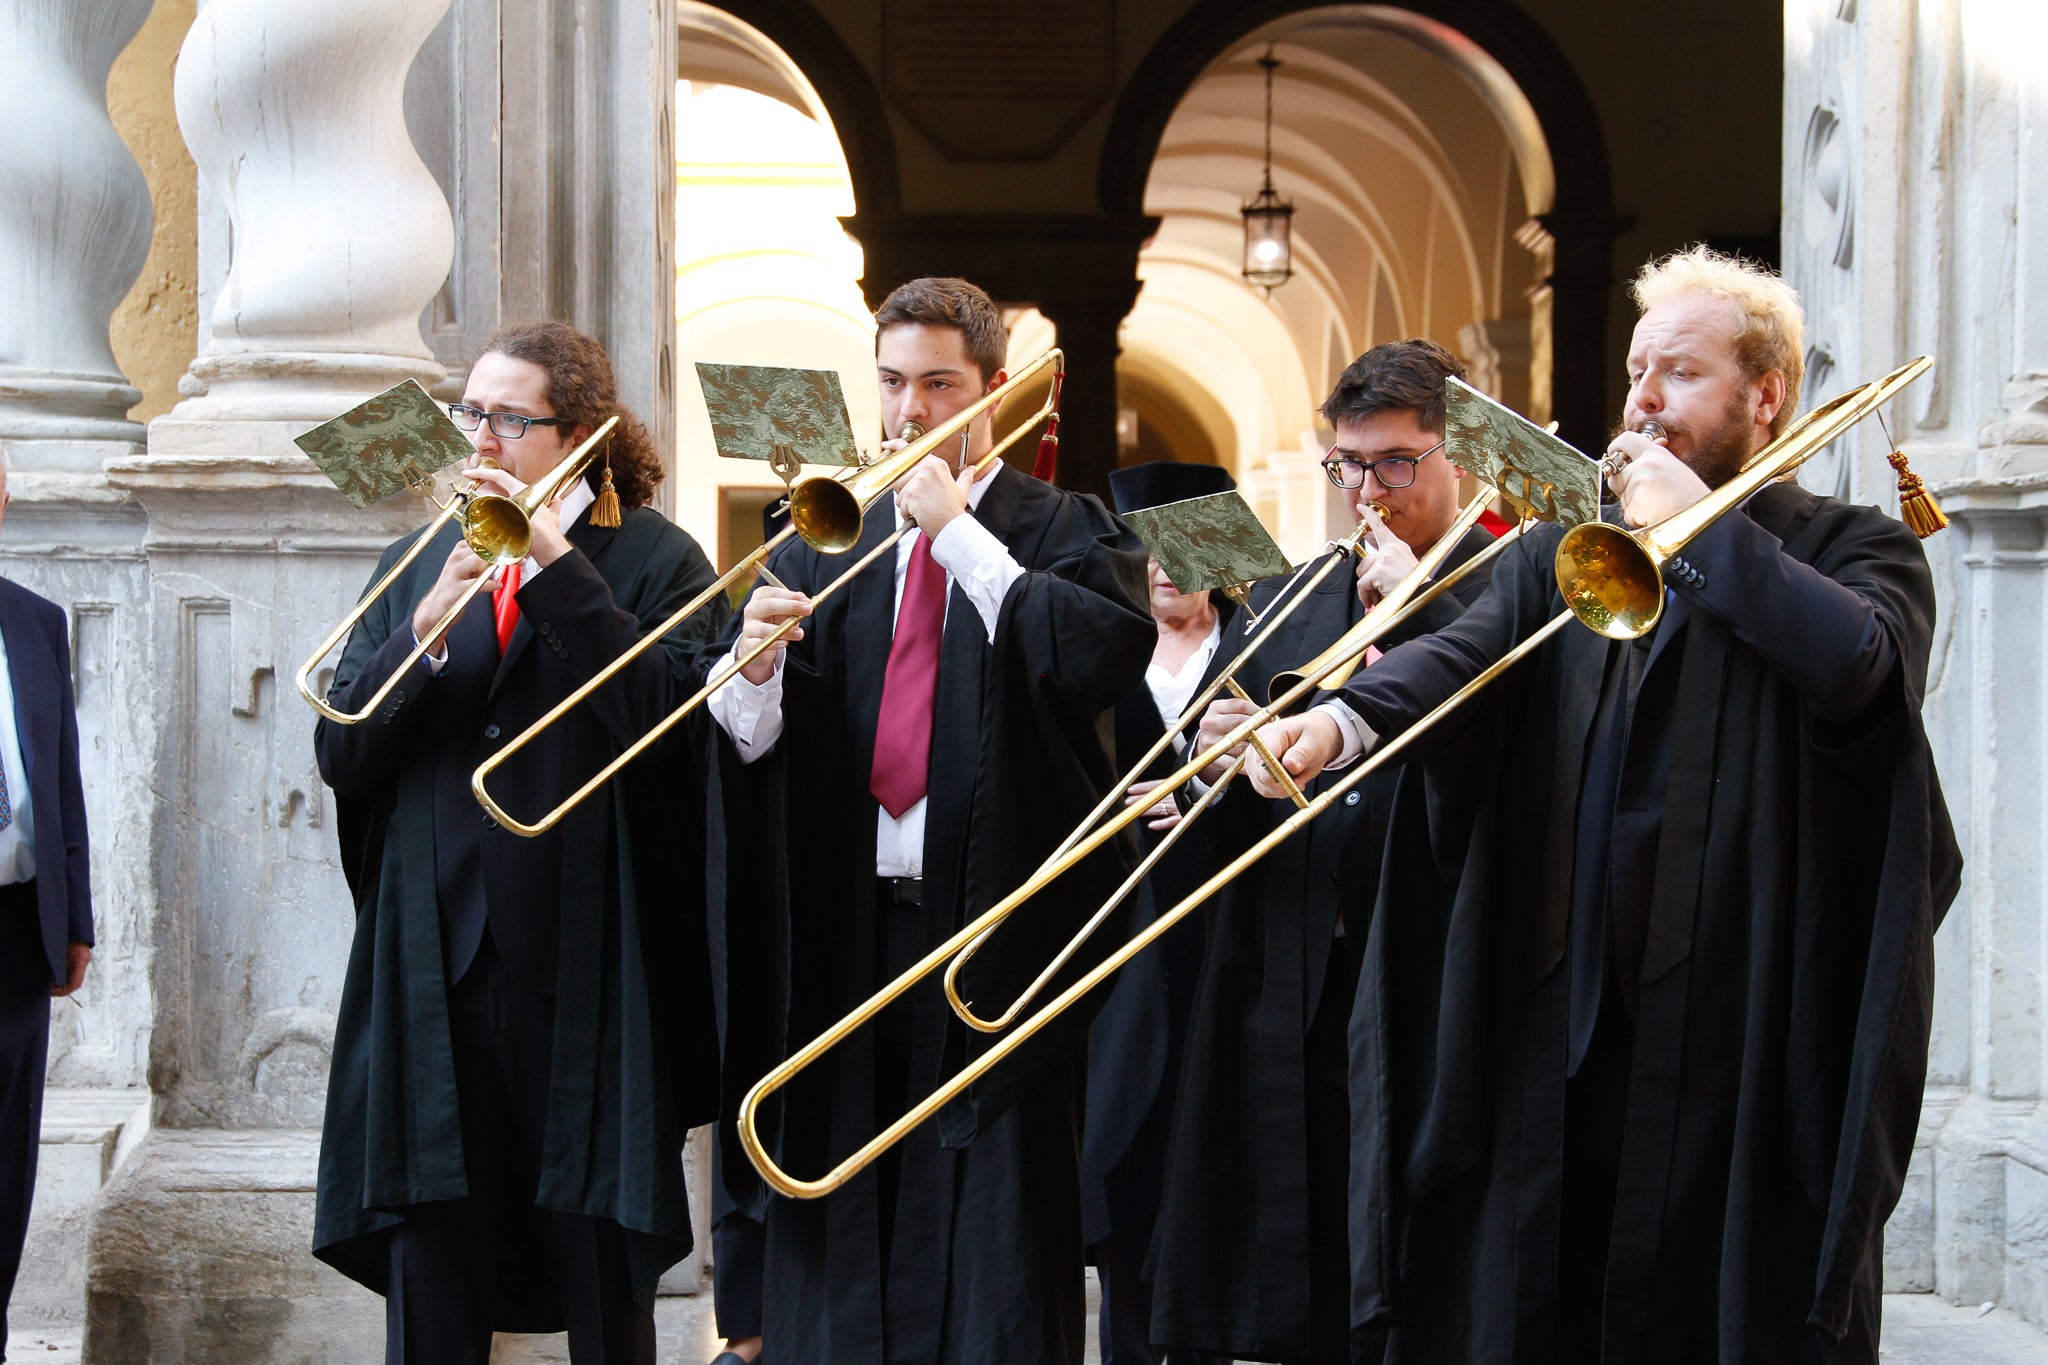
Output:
top-left (469, 350), bottom-right (1066, 838)
top-left (295, 418), bottom-right (620, 726)
top-left (1556, 356), bottom-right (1933, 640)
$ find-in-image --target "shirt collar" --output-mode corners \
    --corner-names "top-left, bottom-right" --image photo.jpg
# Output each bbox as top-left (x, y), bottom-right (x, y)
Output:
top-left (554, 472), bottom-right (598, 531)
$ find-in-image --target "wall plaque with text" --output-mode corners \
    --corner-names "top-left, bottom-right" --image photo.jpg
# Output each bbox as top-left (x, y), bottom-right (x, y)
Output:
top-left (882, 1), bottom-right (1116, 162)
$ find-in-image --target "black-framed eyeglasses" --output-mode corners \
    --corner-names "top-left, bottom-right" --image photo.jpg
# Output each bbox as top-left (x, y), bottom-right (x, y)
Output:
top-left (447, 404), bottom-right (572, 440)
top-left (1319, 438), bottom-right (1446, 491)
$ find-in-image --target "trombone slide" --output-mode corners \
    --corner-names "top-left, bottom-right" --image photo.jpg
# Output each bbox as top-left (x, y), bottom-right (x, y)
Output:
top-left (738, 608), bottom-right (1577, 1200)
top-left (943, 495), bottom-right (1523, 1034)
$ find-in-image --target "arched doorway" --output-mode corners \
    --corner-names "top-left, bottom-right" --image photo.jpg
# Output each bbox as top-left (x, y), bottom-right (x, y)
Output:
top-left (674, 5), bottom-right (875, 574)
top-left (1119, 7), bottom-right (1569, 556)
top-left (1104, 1), bottom-right (1622, 556)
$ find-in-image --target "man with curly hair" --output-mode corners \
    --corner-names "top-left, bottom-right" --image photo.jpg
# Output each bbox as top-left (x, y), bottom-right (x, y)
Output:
top-left (313, 322), bottom-right (727, 1363)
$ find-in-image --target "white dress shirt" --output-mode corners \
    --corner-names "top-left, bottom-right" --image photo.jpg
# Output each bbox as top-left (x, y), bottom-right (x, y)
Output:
top-left (1147, 621), bottom-right (1221, 736)
top-left (0, 625), bottom-right (37, 885)
top-left (419, 475), bottom-right (598, 673)
top-left (708, 463), bottom-right (1027, 877)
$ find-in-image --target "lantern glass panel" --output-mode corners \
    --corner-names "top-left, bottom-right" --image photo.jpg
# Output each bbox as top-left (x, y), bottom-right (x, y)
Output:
top-left (1242, 198), bottom-right (1294, 289)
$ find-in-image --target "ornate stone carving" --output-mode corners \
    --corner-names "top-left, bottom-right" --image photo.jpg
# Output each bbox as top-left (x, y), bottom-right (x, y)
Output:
top-left (0, 0), bottom-right (154, 467)
top-left (169, 0), bottom-right (455, 422)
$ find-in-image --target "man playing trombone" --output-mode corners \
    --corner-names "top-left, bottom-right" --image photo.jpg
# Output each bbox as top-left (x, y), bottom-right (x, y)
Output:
top-left (704, 277), bottom-right (1154, 1363)
top-left (1147, 341), bottom-right (1497, 1365)
top-left (312, 323), bottom-right (727, 1363)
top-left (1250, 248), bottom-right (1959, 1362)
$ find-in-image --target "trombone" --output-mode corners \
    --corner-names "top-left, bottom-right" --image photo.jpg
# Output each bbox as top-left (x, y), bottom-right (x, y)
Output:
top-left (1555, 354), bottom-right (1932, 639)
top-left (943, 358), bottom-right (1935, 1036)
top-left (737, 484), bottom-right (1542, 1198)
top-left (735, 357), bottom-right (1931, 1200)
top-left (941, 489), bottom-right (1524, 1033)
top-left (296, 418), bottom-right (620, 724)
top-left (470, 349), bottom-right (1066, 837)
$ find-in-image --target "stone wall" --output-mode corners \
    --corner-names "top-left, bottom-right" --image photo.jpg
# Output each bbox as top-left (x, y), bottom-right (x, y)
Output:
top-left (1784, 0), bottom-right (2048, 1323)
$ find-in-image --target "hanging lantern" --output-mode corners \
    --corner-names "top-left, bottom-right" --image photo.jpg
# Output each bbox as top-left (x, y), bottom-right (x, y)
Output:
top-left (1241, 50), bottom-right (1294, 292)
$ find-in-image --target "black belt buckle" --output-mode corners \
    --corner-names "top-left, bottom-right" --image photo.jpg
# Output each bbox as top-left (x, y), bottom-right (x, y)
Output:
top-left (877, 876), bottom-right (923, 908)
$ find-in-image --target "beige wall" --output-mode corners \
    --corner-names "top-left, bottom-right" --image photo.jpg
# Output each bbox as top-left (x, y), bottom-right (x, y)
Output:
top-left (107, 0), bottom-right (198, 426)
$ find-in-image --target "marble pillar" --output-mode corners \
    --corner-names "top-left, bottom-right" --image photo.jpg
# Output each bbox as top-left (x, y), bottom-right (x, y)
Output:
top-left (80, 1), bottom-right (454, 1358)
top-left (1784, 0), bottom-right (2048, 1325)
top-left (163, 0), bottom-right (454, 431)
top-left (0, 0), bottom-right (154, 470)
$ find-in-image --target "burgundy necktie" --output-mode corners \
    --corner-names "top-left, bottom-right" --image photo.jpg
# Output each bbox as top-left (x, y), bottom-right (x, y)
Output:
top-left (870, 534), bottom-right (947, 817)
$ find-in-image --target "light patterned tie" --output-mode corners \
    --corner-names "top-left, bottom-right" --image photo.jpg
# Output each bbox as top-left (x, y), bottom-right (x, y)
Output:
top-left (0, 757), bottom-right (10, 833)
top-left (869, 535), bottom-right (947, 817)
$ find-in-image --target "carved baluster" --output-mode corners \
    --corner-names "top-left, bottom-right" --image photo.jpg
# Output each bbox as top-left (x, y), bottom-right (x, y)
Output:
top-left (169, 0), bottom-right (455, 423)
top-left (0, 0), bottom-right (154, 468)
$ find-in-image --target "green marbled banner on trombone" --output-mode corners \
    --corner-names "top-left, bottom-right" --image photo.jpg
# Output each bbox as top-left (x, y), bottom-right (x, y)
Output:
top-left (1123, 490), bottom-right (1291, 596)
top-left (1443, 377), bottom-right (1602, 530)
top-left (696, 362), bottom-right (862, 468)
top-left (295, 378), bottom-right (475, 508)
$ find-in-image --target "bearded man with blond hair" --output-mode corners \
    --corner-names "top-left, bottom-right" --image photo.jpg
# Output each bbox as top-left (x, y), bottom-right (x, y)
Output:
top-left (1250, 246), bottom-right (1959, 1363)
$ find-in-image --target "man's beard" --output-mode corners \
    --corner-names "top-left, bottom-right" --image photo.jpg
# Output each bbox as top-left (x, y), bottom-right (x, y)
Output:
top-left (1621, 391), bottom-right (1757, 488)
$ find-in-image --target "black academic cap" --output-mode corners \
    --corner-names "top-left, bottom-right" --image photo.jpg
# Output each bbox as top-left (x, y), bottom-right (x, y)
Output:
top-left (1107, 461), bottom-right (1236, 516)
top-left (762, 499), bottom-right (791, 542)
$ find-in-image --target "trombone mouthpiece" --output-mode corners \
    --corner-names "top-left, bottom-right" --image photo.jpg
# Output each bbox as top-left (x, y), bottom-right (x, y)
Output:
top-left (900, 421), bottom-right (926, 443)
top-left (1639, 421), bottom-right (1666, 441)
top-left (1365, 501), bottom-right (1391, 520)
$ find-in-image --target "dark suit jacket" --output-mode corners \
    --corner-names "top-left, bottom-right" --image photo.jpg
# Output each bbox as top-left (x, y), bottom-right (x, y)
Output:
top-left (0, 576), bottom-right (93, 985)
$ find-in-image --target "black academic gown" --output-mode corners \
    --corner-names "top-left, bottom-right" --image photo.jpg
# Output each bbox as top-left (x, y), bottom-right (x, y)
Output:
top-left (706, 468), bottom-right (1154, 1365)
top-left (1338, 485), bottom-right (1961, 1364)
top-left (312, 504), bottom-right (726, 1329)
top-left (1080, 601), bottom-right (1239, 1255)
top-left (1148, 526), bottom-right (1495, 1362)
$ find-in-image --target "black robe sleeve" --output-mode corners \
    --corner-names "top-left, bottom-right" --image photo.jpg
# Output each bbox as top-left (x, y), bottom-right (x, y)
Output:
top-left (315, 532), bottom-right (452, 804)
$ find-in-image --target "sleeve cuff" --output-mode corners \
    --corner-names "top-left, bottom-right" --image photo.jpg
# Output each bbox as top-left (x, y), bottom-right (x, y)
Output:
top-left (930, 513), bottom-right (1026, 641)
top-left (412, 629), bottom-right (450, 676)
top-left (1314, 700), bottom-right (1371, 769)
top-left (708, 646), bottom-right (785, 753)
top-left (928, 510), bottom-right (1007, 576)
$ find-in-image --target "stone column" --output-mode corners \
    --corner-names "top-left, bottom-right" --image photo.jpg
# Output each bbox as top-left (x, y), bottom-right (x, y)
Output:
top-left (1784, 0), bottom-right (2048, 1325)
top-left (82, 1), bottom-right (455, 1358)
top-left (1035, 288), bottom-right (1141, 503)
top-left (1534, 209), bottom-right (1631, 457)
top-left (0, 0), bottom-right (154, 468)
top-left (161, 0), bottom-right (454, 431)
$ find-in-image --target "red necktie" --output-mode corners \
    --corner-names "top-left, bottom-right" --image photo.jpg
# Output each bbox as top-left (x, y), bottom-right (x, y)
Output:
top-left (870, 535), bottom-right (947, 817)
top-left (494, 560), bottom-right (523, 653)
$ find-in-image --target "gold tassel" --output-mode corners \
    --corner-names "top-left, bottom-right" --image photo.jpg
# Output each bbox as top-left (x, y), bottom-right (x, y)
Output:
top-left (591, 447), bottom-right (622, 528)
top-left (1887, 449), bottom-right (1947, 539)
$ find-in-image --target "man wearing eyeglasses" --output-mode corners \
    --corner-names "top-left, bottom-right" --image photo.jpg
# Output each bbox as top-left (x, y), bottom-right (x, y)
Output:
top-left (313, 323), bottom-right (726, 1364)
top-left (1147, 340), bottom-right (1497, 1365)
